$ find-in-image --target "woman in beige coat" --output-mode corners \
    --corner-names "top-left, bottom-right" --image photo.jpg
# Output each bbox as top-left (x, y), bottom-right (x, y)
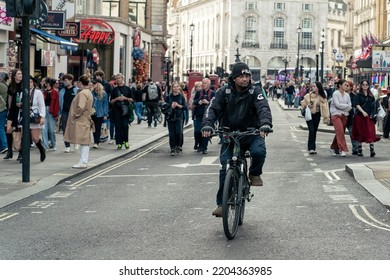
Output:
top-left (64, 74), bottom-right (95, 169)
top-left (301, 81), bottom-right (330, 154)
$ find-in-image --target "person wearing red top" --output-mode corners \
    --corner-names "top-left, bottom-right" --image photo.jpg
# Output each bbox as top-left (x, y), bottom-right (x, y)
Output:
top-left (42, 78), bottom-right (60, 150)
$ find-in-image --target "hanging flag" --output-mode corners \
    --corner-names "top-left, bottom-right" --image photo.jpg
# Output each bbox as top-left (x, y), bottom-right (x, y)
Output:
top-left (361, 34), bottom-right (368, 50)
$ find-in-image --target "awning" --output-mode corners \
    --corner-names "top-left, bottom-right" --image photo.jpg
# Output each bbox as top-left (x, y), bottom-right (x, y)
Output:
top-left (30, 28), bottom-right (78, 51)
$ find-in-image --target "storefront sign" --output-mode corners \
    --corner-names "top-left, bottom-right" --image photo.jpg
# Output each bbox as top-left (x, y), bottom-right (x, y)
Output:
top-left (56, 22), bottom-right (80, 38)
top-left (0, 2), bottom-right (14, 31)
top-left (41, 11), bottom-right (66, 30)
top-left (372, 45), bottom-right (390, 72)
top-left (74, 19), bottom-right (115, 45)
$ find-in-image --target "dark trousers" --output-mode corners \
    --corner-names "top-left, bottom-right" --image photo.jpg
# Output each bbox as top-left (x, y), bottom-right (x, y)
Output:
top-left (167, 118), bottom-right (183, 149)
top-left (146, 101), bottom-right (158, 125)
top-left (92, 116), bottom-right (103, 144)
top-left (383, 113), bottom-right (390, 138)
top-left (193, 118), bottom-right (209, 150)
top-left (61, 111), bottom-right (70, 148)
top-left (216, 135), bottom-right (266, 205)
top-left (306, 112), bottom-right (321, 151)
top-left (114, 113), bottom-right (129, 144)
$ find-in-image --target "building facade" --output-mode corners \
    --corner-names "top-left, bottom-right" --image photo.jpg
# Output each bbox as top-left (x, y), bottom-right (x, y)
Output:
top-left (169, 0), bottom-right (329, 83)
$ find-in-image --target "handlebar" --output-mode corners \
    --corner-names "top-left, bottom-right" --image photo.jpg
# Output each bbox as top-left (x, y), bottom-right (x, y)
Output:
top-left (210, 127), bottom-right (273, 138)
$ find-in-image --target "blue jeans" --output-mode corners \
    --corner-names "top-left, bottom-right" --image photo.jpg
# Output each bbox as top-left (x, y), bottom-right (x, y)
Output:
top-left (42, 107), bottom-right (57, 149)
top-left (134, 102), bottom-right (143, 122)
top-left (0, 110), bottom-right (7, 150)
top-left (216, 135), bottom-right (266, 205)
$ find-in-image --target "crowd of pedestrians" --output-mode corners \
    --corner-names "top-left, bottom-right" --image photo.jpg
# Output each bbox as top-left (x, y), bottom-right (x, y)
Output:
top-left (266, 77), bottom-right (386, 158)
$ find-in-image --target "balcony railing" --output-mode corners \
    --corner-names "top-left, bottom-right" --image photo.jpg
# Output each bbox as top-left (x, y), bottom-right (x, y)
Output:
top-left (270, 43), bottom-right (288, 49)
top-left (299, 44), bottom-right (316, 50)
top-left (242, 42), bottom-right (260, 48)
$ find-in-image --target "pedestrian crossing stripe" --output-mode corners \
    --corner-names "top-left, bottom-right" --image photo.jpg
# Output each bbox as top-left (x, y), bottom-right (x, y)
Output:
top-left (0, 212), bottom-right (19, 221)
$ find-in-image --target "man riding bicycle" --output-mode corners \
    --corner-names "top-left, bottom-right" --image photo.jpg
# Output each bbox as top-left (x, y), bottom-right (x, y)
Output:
top-left (201, 62), bottom-right (273, 217)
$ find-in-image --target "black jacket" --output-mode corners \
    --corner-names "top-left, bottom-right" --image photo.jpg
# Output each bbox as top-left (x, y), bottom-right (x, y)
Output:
top-left (193, 89), bottom-right (215, 119)
top-left (202, 84), bottom-right (272, 131)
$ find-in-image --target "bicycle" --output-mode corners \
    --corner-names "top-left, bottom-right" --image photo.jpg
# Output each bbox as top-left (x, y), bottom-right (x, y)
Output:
top-left (141, 104), bottom-right (163, 123)
top-left (213, 127), bottom-right (272, 240)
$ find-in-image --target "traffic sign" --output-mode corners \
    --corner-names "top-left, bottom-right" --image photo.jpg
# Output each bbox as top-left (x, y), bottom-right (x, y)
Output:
top-left (336, 53), bottom-right (344, 62)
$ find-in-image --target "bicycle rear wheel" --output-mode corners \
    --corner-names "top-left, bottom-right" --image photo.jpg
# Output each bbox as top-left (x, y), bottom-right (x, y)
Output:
top-left (222, 168), bottom-right (241, 240)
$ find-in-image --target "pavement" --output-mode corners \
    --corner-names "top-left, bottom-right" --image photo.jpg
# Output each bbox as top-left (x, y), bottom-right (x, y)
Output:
top-left (276, 97), bottom-right (390, 209)
top-left (0, 100), bottom-right (390, 210)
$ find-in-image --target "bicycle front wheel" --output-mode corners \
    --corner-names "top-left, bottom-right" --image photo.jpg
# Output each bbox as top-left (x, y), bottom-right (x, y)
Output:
top-left (222, 168), bottom-right (241, 240)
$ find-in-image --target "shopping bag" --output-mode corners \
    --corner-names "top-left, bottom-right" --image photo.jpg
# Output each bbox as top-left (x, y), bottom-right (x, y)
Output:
top-left (99, 121), bottom-right (109, 143)
top-left (378, 106), bottom-right (386, 120)
top-left (304, 106), bottom-right (312, 121)
top-left (12, 129), bottom-right (22, 152)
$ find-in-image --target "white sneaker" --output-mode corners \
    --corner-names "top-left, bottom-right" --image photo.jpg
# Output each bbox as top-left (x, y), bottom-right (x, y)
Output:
top-left (93, 143), bottom-right (99, 149)
top-left (74, 144), bottom-right (80, 150)
top-left (309, 150), bottom-right (317, 154)
top-left (53, 146), bottom-right (58, 151)
top-left (64, 147), bottom-right (71, 153)
top-left (108, 140), bottom-right (114, 144)
top-left (329, 149), bottom-right (337, 156)
top-left (72, 163), bottom-right (87, 169)
top-left (340, 151), bottom-right (346, 157)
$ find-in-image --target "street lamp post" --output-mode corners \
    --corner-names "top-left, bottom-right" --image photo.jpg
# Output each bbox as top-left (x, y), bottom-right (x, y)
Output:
top-left (282, 54), bottom-right (290, 85)
top-left (320, 29), bottom-right (325, 84)
top-left (295, 25), bottom-right (302, 80)
top-left (172, 45), bottom-right (175, 80)
top-left (165, 53), bottom-right (171, 94)
top-left (189, 23), bottom-right (194, 73)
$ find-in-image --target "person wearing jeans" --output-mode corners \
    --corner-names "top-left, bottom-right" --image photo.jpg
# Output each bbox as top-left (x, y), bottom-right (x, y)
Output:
top-left (42, 78), bottom-right (60, 150)
top-left (0, 75), bottom-right (8, 154)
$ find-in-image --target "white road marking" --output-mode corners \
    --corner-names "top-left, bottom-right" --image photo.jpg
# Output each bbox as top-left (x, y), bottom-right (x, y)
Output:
top-left (350, 205), bottom-right (390, 232)
top-left (0, 212), bottom-right (19, 221)
top-left (170, 156), bottom-right (219, 168)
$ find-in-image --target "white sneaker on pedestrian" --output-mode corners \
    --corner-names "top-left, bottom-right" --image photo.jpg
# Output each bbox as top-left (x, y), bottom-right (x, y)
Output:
top-left (309, 150), bottom-right (317, 154)
top-left (53, 146), bottom-right (58, 151)
top-left (329, 149), bottom-right (337, 156)
top-left (74, 144), bottom-right (80, 150)
top-left (108, 140), bottom-right (114, 144)
top-left (64, 147), bottom-right (71, 153)
top-left (340, 151), bottom-right (346, 157)
top-left (72, 163), bottom-right (87, 169)
top-left (93, 143), bottom-right (99, 149)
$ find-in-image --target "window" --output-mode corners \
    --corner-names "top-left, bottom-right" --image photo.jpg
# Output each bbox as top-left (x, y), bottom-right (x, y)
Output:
top-left (302, 18), bottom-right (312, 29)
top-left (301, 32), bottom-right (313, 49)
top-left (273, 31), bottom-right (285, 48)
top-left (102, 0), bottom-right (120, 17)
top-left (129, 0), bottom-right (146, 28)
top-left (76, 0), bottom-right (87, 14)
top-left (245, 17), bottom-right (256, 43)
top-left (274, 3), bottom-right (285, 11)
top-left (274, 17), bottom-right (284, 28)
top-left (302, 3), bottom-right (313, 11)
top-left (246, 2), bottom-right (257, 10)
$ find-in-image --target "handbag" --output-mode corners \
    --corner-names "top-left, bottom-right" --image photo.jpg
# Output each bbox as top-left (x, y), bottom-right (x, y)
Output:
top-left (99, 120), bottom-right (109, 142)
top-left (128, 103), bottom-right (135, 123)
top-left (304, 106), bottom-right (312, 121)
top-left (121, 103), bottom-right (129, 116)
top-left (378, 105), bottom-right (386, 120)
top-left (12, 129), bottom-right (22, 152)
top-left (30, 108), bottom-right (41, 124)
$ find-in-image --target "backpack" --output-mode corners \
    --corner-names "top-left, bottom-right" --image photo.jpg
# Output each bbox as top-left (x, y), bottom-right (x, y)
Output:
top-left (200, 89), bottom-right (212, 101)
top-left (147, 83), bottom-right (158, 100)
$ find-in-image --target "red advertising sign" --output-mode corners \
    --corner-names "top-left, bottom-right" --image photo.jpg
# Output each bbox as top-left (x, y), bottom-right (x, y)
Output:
top-left (73, 19), bottom-right (115, 45)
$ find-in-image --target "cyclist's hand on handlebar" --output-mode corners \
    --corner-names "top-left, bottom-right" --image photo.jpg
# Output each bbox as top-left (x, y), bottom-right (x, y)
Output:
top-left (259, 125), bottom-right (272, 138)
top-left (201, 126), bottom-right (214, 137)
